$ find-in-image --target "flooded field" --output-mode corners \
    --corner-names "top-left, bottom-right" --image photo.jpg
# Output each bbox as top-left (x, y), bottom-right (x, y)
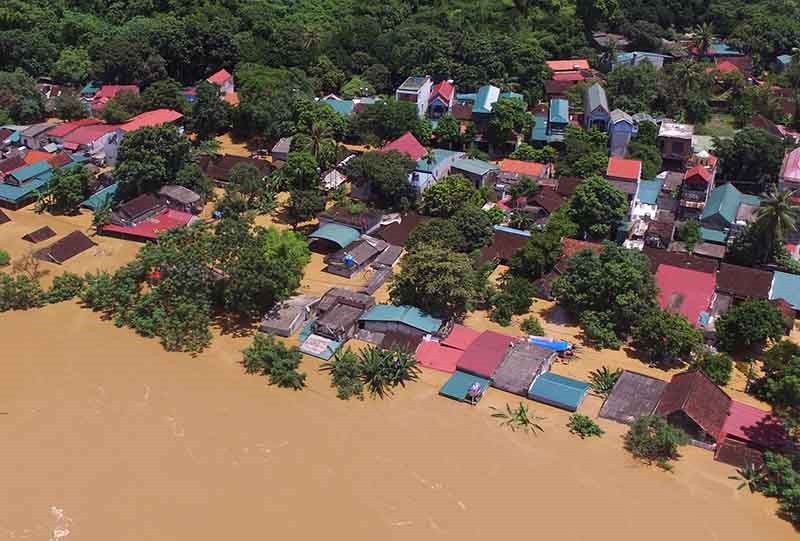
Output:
top-left (1, 302), bottom-right (796, 541)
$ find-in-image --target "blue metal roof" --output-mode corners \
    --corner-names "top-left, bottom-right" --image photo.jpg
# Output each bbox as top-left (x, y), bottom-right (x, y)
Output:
top-left (528, 372), bottom-right (590, 412)
top-left (360, 304), bottom-right (442, 334)
top-left (494, 225), bottom-right (531, 237)
top-left (701, 183), bottom-right (760, 224)
top-left (0, 171), bottom-right (52, 203)
top-left (308, 223), bottom-right (360, 249)
top-left (778, 54), bottom-right (793, 66)
top-left (415, 149), bottom-right (461, 173)
top-left (700, 227), bottom-right (727, 244)
top-left (770, 271), bottom-right (800, 310)
top-left (10, 161), bottom-right (51, 183)
top-left (81, 183), bottom-right (119, 210)
top-left (635, 178), bottom-right (663, 205)
top-left (710, 42), bottom-right (743, 56)
top-left (452, 158), bottom-right (497, 176)
top-left (549, 98), bottom-right (569, 124)
top-left (440, 370), bottom-right (490, 402)
top-left (531, 113), bottom-right (549, 142)
top-left (322, 99), bottom-right (355, 117)
top-left (473, 85), bottom-right (500, 114)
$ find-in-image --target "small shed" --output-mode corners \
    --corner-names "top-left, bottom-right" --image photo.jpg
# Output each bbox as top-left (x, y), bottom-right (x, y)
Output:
top-left (260, 295), bottom-right (319, 337)
top-left (360, 304), bottom-right (442, 338)
top-left (528, 372), bottom-right (590, 411)
top-left (22, 226), bottom-right (57, 244)
top-left (271, 137), bottom-right (292, 162)
top-left (158, 185), bottom-right (202, 214)
top-left (41, 231), bottom-right (96, 264)
top-left (491, 342), bottom-right (556, 397)
top-left (599, 370), bottom-right (668, 424)
top-left (439, 370), bottom-right (490, 404)
top-left (312, 288), bottom-right (375, 341)
top-left (324, 235), bottom-right (388, 277)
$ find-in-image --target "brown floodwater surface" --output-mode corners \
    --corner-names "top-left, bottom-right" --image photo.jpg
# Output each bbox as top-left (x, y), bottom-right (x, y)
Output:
top-left (1, 303), bottom-right (796, 541)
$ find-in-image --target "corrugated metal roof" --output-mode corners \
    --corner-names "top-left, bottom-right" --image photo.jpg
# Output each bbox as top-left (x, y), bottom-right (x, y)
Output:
top-left (360, 304), bottom-right (442, 334)
top-left (415, 149), bottom-right (461, 173)
top-left (322, 99), bottom-right (355, 117)
top-left (473, 85), bottom-right (500, 114)
top-left (452, 158), bottom-right (497, 176)
top-left (528, 372), bottom-right (590, 411)
top-left (700, 227), bottom-right (727, 243)
top-left (770, 271), bottom-right (800, 309)
top-left (635, 178), bottom-right (663, 205)
top-left (439, 370), bottom-right (490, 401)
top-left (549, 98), bottom-right (569, 124)
top-left (308, 223), bottom-right (360, 249)
top-left (701, 183), bottom-right (760, 224)
top-left (0, 171), bottom-right (52, 203)
top-left (584, 83), bottom-right (608, 114)
top-left (81, 183), bottom-right (119, 210)
top-left (9, 160), bottom-right (51, 183)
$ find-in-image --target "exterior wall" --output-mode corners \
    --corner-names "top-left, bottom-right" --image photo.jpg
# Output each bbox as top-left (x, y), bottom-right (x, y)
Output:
top-left (22, 132), bottom-right (50, 149)
top-left (585, 109), bottom-right (609, 131)
top-left (659, 136), bottom-right (692, 162)
top-left (361, 320), bottom-right (427, 338)
top-left (395, 81), bottom-right (433, 117)
top-left (609, 123), bottom-right (634, 157)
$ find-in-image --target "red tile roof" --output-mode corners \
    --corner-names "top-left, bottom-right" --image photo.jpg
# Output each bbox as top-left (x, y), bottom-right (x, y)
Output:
top-left (606, 156), bottom-right (642, 182)
top-left (63, 124), bottom-right (117, 146)
top-left (715, 60), bottom-right (740, 74)
top-left (380, 131), bottom-right (427, 161)
top-left (46, 118), bottom-right (102, 138)
top-left (561, 238), bottom-right (603, 258)
top-left (23, 150), bottom-right (73, 167)
top-left (223, 91), bottom-right (239, 106)
top-left (102, 209), bottom-right (195, 241)
top-left (655, 265), bottom-right (716, 327)
top-left (499, 159), bottom-right (547, 178)
top-left (441, 324), bottom-right (481, 351)
top-left (546, 59), bottom-right (590, 72)
top-left (119, 109), bottom-right (183, 133)
top-left (94, 85), bottom-right (139, 100)
top-left (780, 147), bottom-right (800, 185)
top-left (207, 69), bottom-right (233, 85)
top-left (721, 400), bottom-right (789, 448)
top-left (552, 71), bottom-right (586, 82)
top-left (456, 330), bottom-right (516, 378)
top-left (656, 370), bottom-right (732, 443)
top-left (414, 340), bottom-right (461, 373)
top-left (430, 80), bottom-right (455, 104)
top-left (684, 165), bottom-right (711, 185)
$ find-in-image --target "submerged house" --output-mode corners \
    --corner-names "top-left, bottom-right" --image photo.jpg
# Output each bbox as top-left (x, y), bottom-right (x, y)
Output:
top-left (324, 235), bottom-right (389, 278)
top-left (312, 288), bottom-right (375, 342)
top-left (599, 370), bottom-right (669, 424)
top-left (359, 304), bottom-right (443, 339)
top-left (260, 295), bottom-right (320, 337)
top-left (655, 370), bottom-right (732, 447)
top-left (491, 342), bottom-right (556, 397)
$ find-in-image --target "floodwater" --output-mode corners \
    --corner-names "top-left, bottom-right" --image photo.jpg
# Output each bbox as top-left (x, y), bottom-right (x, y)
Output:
top-left (1, 302), bottom-right (796, 541)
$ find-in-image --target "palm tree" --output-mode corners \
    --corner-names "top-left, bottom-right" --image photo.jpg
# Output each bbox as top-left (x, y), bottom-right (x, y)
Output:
top-left (589, 366), bottom-right (622, 397)
top-left (301, 26), bottom-right (321, 50)
top-left (693, 22), bottom-right (715, 59)
top-left (728, 463), bottom-right (767, 492)
top-left (308, 120), bottom-right (334, 166)
top-left (754, 190), bottom-right (800, 258)
top-left (491, 403), bottom-right (545, 435)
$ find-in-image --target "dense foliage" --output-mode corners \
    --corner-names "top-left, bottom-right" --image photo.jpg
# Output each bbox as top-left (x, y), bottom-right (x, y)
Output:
top-left (625, 415), bottom-right (690, 471)
top-left (243, 333), bottom-right (306, 390)
top-left (715, 300), bottom-right (786, 354)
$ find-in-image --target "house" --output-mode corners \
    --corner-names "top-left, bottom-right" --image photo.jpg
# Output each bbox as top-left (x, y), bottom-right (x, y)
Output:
top-left (411, 148), bottom-right (463, 192)
top-left (271, 137), bottom-right (293, 163)
top-left (158, 185), bottom-right (202, 214)
top-left (606, 156), bottom-right (642, 184)
top-left (91, 85), bottom-right (139, 114)
top-left (631, 178), bottom-right (664, 222)
top-left (546, 59), bottom-right (590, 82)
top-left (599, 370), bottom-right (669, 424)
top-left (491, 341), bottom-right (557, 397)
top-left (104, 109), bottom-right (183, 164)
top-left (456, 330), bottom-right (516, 379)
top-left (531, 98), bottom-right (569, 144)
top-left (110, 194), bottom-right (167, 227)
top-left (318, 204), bottom-right (383, 234)
top-left (455, 85), bottom-right (524, 128)
top-left (0, 162), bottom-right (54, 209)
top-left (498, 159), bottom-right (551, 180)
top-left (62, 123), bottom-right (118, 155)
top-left (679, 164), bottom-right (714, 219)
top-left (308, 222), bottom-right (361, 252)
top-left (4, 160), bottom-right (52, 187)
top-left (613, 51), bottom-right (670, 70)
top-left (198, 154), bottom-right (272, 184)
top-left (428, 80), bottom-right (455, 118)
top-left (380, 131), bottom-right (427, 161)
top-left (21, 122), bottom-right (57, 149)
top-left (22, 226), bottom-right (57, 243)
top-left (103, 208), bottom-right (196, 241)
top-left (439, 369), bottom-right (491, 404)
top-left (769, 271), bottom-right (800, 313)
top-left (415, 338), bottom-right (463, 373)
top-left (44, 118), bottom-right (103, 145)
top-left (716, 400), bottom-right (790, 468)
top-left (40, 231), bottom-right (96, 264)
top-left (716, 263), bottom-right (773, 302)
top-left (312, 288), bottom-right (375, 342)
top-left (359, 304), bottom-right (442, 338)
top-left (583, 83), bottom-right (610, 131)
top-left (779, 147), bottom-right (800, 194)
top-left (655, 264), bottom-right (717, 328)
top-left (655, 370), bottom-right (732, 447)
top-left (658, 122), bottom-right (694, 167)
top-left (776, 54), bottom-right (793, 71)
top-left (700, 183), bottom-right (761, 243)
top-left (478, 225), bottom-right (531, 264)
top-left (608, 109), bottom-right (634, 156)
top-left (450, 157), bottom-right (498, 188)
top-left (643, 246), bottom-right (719, 275)
top-left (395, 76), bottom-right (433, 117)
top-left (207, 69), bottom-right (235, 95)
top-left (80, 183), bottom-right (119, 211)
top-left (324, 235), bottom-right (389, 277)
top-left (528, 372), bottom-right (590, 411)
top-left (260, 295), bottom-right (319, 337)
top-left (375, 212), bottom-right (428, 247)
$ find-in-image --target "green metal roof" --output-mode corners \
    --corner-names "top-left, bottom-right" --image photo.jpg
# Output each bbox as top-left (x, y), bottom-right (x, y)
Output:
top-left (0, 170), bottom-right (52, 203)
top-left (531, 113), bottom-right (549, 142)
top-left (500, 91), bottom-right (524, 101)
top-left (549, 98), bottom-right (569, 124)
top-left (701, 183), bottom-right (760, 225)
top-left (528, 372), bottom-right (589, 411)
top-left (10, 161), bottom-right (51, 183)
top-left (770, 271), bottom-right (800, 310)
top-left (452, 158), bottom-right (497, 176)
top-left (323, 99), bottom-right (355, 117)
top-left (440, 370), bottom-right (490, 402)
top-left (700, 227), bottom-right (727, 244)
top-left (360, 304), bottom-right (443, 333)
top-left (308, 223), bottom-right (360, 248)
top-left (473, 85), bottom-right (500, 114)
top-left (81, 183), bottom-right (119, 210)
top-left (636, 178), bottom-right (663, 205)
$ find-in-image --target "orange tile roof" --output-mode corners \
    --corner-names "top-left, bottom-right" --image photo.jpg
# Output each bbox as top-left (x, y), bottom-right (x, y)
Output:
top-left (499, 159), bottom-right (547, 178)
top-left (606, 156), bottom-right (642, 182)
top-left (207, 69), bottom-right (232, 85)
top-left (546, 59), bottom-right (590, 72)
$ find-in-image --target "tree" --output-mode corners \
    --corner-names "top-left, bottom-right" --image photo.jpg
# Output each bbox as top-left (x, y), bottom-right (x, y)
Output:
top-left (0, 69), bottom-right (45, 123)
top-left (242, 333), bottom-right (306, 390)
top-left (390, 244), bottom-right (484, 318)
top-left (340, 75), bottom-right (374, 99)
top-left (53, 94), bottom-right (87, 121)
top-left (491, 402), bottom-right (545, 435)
top-left (631, 309), bottom-right (703, 364)
top-left (358, 346), bottom-right (421, 399)
top-left (321, 348), bottom-right (364, 400)
top-left (0, 274), bottom-right (45, 312)
top-left (115, 126), bottom-right (193, 198)
top-left (281, 150), bottom-right (321, 192)
top-left (226, 162), bottom-right (272, 212)
top-left (41, 166), bottom-right (90, 215)
top-left (45, 272), bottom-right (85, 304)
top-left (760, 341), bottom-right (800, 432)
top-left (553, 244), bottom-right (658, 344)
top-left (715, 300), bottom-right (786, 354)
top-left (568, 176), bottom-right (628, 239)
top-left (192, 80), bottom-right (231, 139)
top-left (345, 150), bottom-right (416, 210)
top-left (760, 452), bottom-right (800, 526)
top-left (677, 219), bottom-right (701, 251)
top-left (487, 97), bottom-right (531, 146)
top-left (508, 231), bottom-right (562, 280)
top-left (0, 249), bottom-right (9, 267)
top-left (559, 126), bottom-right (609, 178)
top-left (349, 99), bottom-right (421, 144)
top-left (589, 366), bottom-right (622, 397)
top-left (753, 190), bottom-right (800, 259)
top-left (175, 162), bottom-right (214, 201)
top-left (452, 206), bottom-right (495, 252)
top-left (714, 128), bottom-right (787, 194)
top-left (405, 219), bottom-right (466, 253)
top-left (628, 139), bottom-right (662, 179)
top-left (287, 189), bottom-right (325, 227)
top-left (292, 125), bottom-right (337, 171)
top-left (692, 22), bottom-right (715, 58)
top-left (691, 351), bottom-right (734, 386)
top-left (432, 115), bottom-right (463, 149)
top-left (510, 143), bottom-right (556, 163)
top-left (101, 90), bottom-right (144, 124)
top-left (52, 47), bottom-right (91, 85)
top-left (141, 79), bottom-right (185, 112)
top-left (607, 62), bottom-right (658, 113)
top-left (625, 415), bottom-right (689, 470)
top-left (507, 176), bottom-right (540, 200)
top-left (520, 316), bottom-right (544, 336)
top-left (418, 175), bottom-right (480, 217)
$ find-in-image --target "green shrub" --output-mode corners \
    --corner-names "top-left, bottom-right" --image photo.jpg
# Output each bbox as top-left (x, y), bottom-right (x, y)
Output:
top-left (520, 316), bottom-right (544, 336)
top-left (580, 311), bottom-right (621, 349)
top-left (321, 348), bottom-right (364, 400)
top-left (624, 415), bottom-right (689, 470)
top-left (588, 366), bottom-right (622, 397)
top-left (0, 274), bottom-right (45, 312)
top-left (568, 414), bottom-right (605, 438)
top-left (46, 272), bottom-right (84, 303)
top-left (358, 346), bottom-right (421, 398)
top-left (242, 333), bottom-right (306, 390)
top-left (0, 249), bottom-right (10, 266)
top-left (691, 351), bottom-right (734, 386)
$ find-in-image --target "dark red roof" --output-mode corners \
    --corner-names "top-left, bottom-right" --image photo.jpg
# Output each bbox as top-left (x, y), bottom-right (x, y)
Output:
top-left (655, 370), bottom-right (732, 443)
top-left (643, 247), bottom-right (719, 274)
top-left (46, 118), bottom-right (102, 138)
top-left (0, 155), bottom-right (26, 174)
top-left (375, 212), bottom-right (428, 246)
top-left (556, 177), bottom-right (582, 197)
top-left (64, 124), bottom-right (117, 146)
top-left (716, 263), bottom-right (773, 300)
top-left (0, 209), bottom-right (10, 225)
top-left (94, 85), bottom-right (138, 100)
top-left (441, 324), bottom-right (481, 351)
top-left (532, 187), bottom-right (565, 213)
top-left (103, 209), bottom-right (194, 241)
top-left (721, 400), bottom-right (789, 448)
top-left (684, 165), bottom-right (711, 185)
top-left (430, 80), bottom-right (455, 104)
top-left (451, 102), bottom-right (473, 120)
top-left (44, 231), bottom-right (96, 264)
top-left (22, 226), bottom-right (57, 244)
top-left (456, 330), bottom-right (516, 378)
top-left (478, 228), bottom-right (530, 264)
top-left (561, 238), bottom-right (602, 258)
top-left (380, 132), bottom-right (427, 161)
top-left (544, 80), bottom-right (576, 96)
top-left (750, 114), bottom-right (784, 139)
